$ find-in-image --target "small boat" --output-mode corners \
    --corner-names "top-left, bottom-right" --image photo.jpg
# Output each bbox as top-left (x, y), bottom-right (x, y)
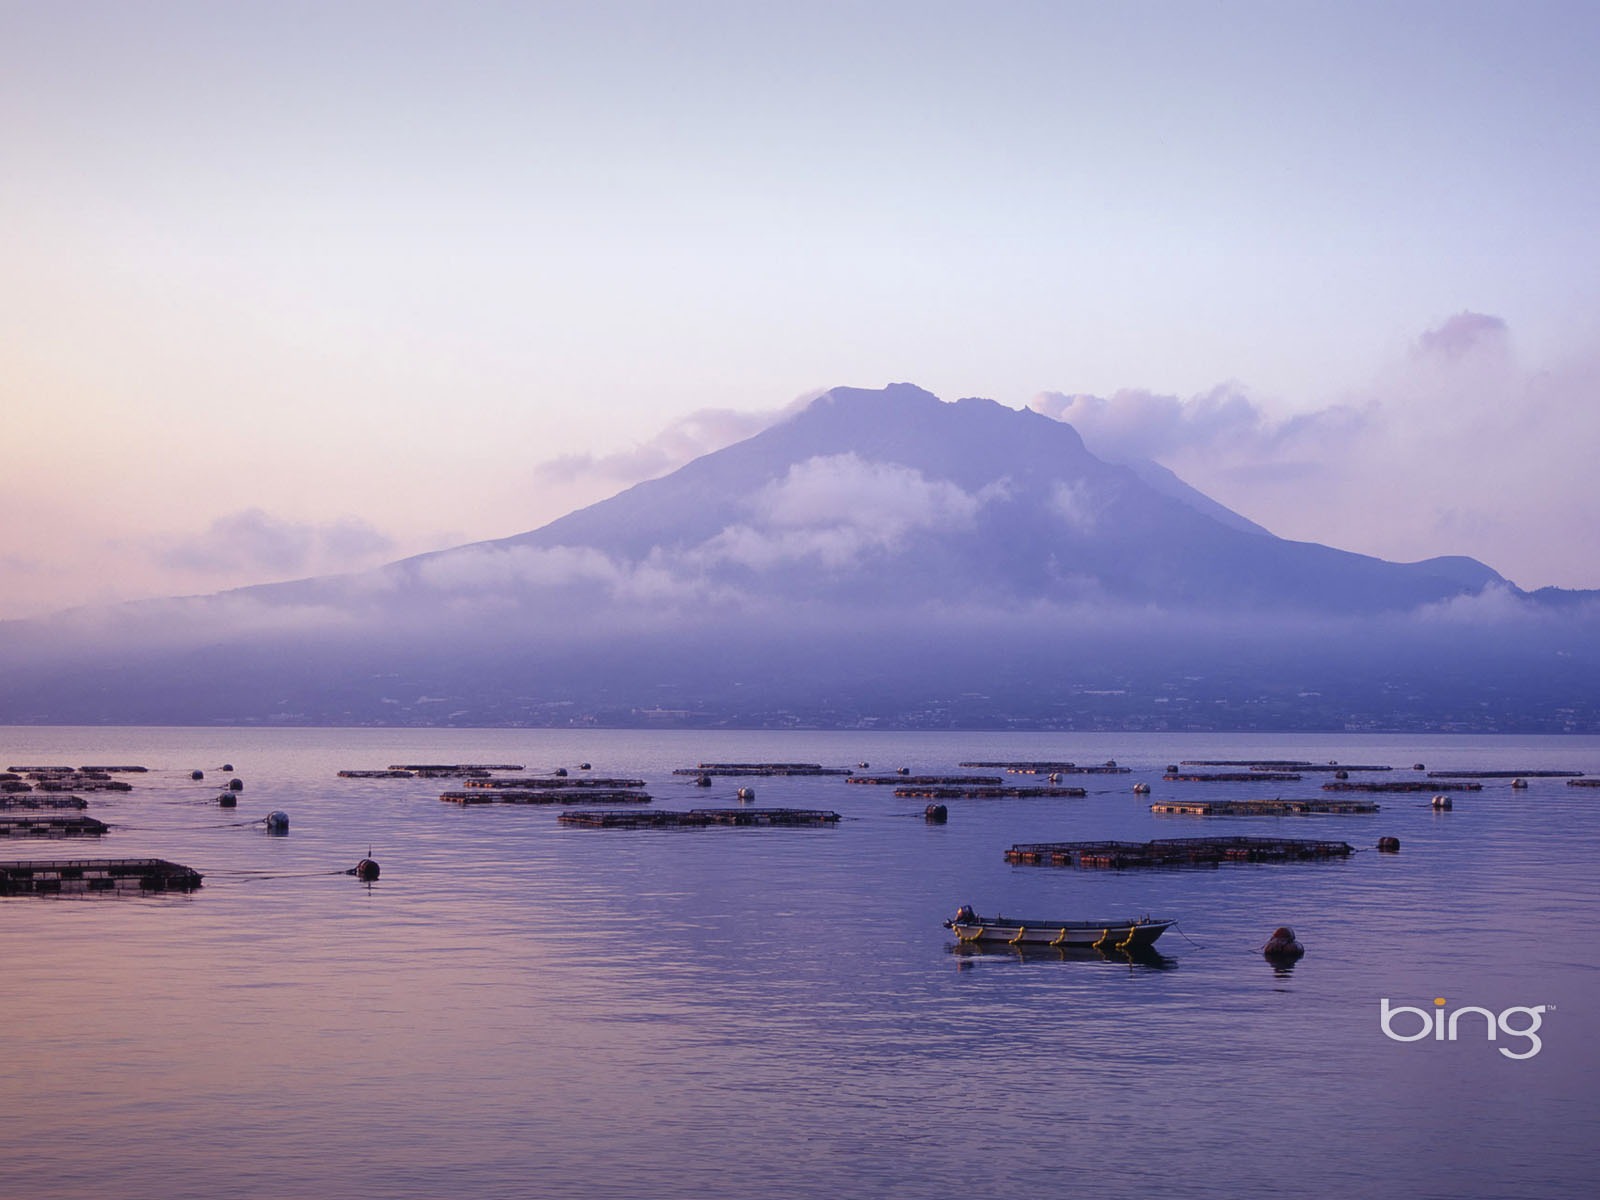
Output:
top-left (944, 905), bottom-right (1173, 949)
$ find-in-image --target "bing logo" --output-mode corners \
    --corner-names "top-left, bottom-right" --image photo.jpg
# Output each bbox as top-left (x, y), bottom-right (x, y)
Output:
top-left (1379, 996), bottom-right (1549, 1060)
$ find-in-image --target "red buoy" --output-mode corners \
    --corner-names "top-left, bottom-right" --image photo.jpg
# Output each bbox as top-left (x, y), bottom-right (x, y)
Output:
top-left (1263, 926), bottom-right (1304, 958)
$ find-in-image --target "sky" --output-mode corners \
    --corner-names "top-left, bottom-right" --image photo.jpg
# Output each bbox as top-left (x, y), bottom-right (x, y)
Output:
top-left (4, 1), bottom-right (1599, 619)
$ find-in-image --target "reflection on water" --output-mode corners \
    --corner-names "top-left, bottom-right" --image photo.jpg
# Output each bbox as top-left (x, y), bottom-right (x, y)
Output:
top-left (947, 940), bottom-right (1179, 970)
top-left (1, 727), bottom-right (1597, 1199)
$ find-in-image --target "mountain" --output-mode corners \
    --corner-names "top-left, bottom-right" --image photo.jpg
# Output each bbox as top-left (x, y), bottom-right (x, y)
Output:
top-left (389, 382), bottom-right (1503, 615)
top-left (2, 384), bottom-right (1596, 730)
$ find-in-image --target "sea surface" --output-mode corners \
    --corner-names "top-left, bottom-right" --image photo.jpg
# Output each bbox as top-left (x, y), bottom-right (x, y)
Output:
top-left (1, 727), bottom-right (1596, 1200)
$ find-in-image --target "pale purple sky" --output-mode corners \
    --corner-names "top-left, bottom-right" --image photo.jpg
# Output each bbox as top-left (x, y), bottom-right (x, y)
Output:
top-left (4, 1), bottom-right (1599, 618)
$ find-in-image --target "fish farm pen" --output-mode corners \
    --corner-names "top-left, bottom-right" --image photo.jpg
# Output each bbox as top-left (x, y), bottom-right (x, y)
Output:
top-left (1163, 771), bottom-right (1304, 783)
top-left (462, 777), bottom-right (646, 789)
top-left (846, 775), bottom-right (1003, 786)
top-left (557, 808), bottom-right (842, 829)
top-left (1005, 836), bottom-right (1355, 869)
top-left (0, 858), bottom-right (202, 895)
top-left (30, 776), bottom-right (132, 792)
top-left (390, 764), bottom-right (524, 772)
top-left (960, 760), bottom-right (1079, 770)
top-left (960, 761), bottom-right (1133, 775)
top-left (1426, 770), bottom-right (1585, 778)
top-left (894, 785), bottom-right (1088, 799)
top-left (1323, 780), bottom-right (1482, 792)
top-left (1568, 779), bottom-right (1600, 787)
top-left (1179, 760), bottom-right (1393, 773)
top-left (0, 815), bottom-right (110, 838)
top-left (1150, 799), bottom-right (1381, 816)
top-left (440, 789), bottom-right (652, 805)
top-left (669, 763), bottom-right (854, 777)
top-left (0, 795), bottom-right (90, 810)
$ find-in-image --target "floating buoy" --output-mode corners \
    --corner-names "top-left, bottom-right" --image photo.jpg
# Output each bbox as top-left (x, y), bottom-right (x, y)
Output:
top-left (554, 767), bottom-right (567, 777)
top-left (1335, 770), bottom-right (1349, 780)
top-left (579, 762), bottom-right (592, 770)
top-left (1048, 772), bottom-right (1062, 784)
top-left (1431, 794), bottom-right (1453, 810)
top-left (897, 767), bottom-right (910, 776)
top-left (228, 778), bottom-right (243, 792)
top-left (736, 786), bottom-right (755, 801)
top-left (190, 769), bottom-right (204, 781)
top-left (1412, 763), bottom-right (1425, 771)
top-left (352, 858), bottom-right (380, 881)
top-left (221, 763), bottom-right (234, 772)
top-left (1166, 765), bottom-right (1179, 774)
top-left (695, 774), bottom-right (711, 787)
top-left (218, 792), bottom-right (237, 808)
top-left (1262, 925), bottom-right (1305, 958)
top-left (1133, 782), bottom-right (1151, 794)
top-left (1511, 778), bottom-right (1528, 789)
top-left (264, 811), bottom-right (289, 833)
top-left (924, 803), bottom-right (948, 824)
top-left (857, 762), bottom-right (870, 769)
top-left (1377, 836), bottom-right (1401, 852)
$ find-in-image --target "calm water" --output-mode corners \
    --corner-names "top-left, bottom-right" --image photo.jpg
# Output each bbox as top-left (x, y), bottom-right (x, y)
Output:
top-left (2, 728), bottom-right (1596, 1199)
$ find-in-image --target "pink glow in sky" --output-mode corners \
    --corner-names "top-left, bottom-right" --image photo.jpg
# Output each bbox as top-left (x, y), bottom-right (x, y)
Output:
top-left (4, 2), bottom-right (1599, 618)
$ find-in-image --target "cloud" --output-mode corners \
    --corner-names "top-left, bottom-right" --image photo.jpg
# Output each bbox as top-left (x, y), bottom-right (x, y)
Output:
top-left (18, 588), bottom-right (366, 657)
top-left (1406, 582), bottom-right (1560, 628)
top-left (1050, 481), bottom-right (1097, 532)
top-left (1032, 315), bottom-right (1600, 590)
top-left (157, 509), bottom-right (394, 577)
top-left (693, 453), bottom-right (1000, 570)
top-left (758, 453), bottom-right (986, 534)
top-left (409, 542), bottom-right (733, 613)
top-left (1415, 311), bottom-right (1509, 360)
top-left (414, 543), bottom-right (624, 592)
top-left (1031, 384), bottom-right (1367, 464)
top-left (534, 392), bottom-right (820, 486)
